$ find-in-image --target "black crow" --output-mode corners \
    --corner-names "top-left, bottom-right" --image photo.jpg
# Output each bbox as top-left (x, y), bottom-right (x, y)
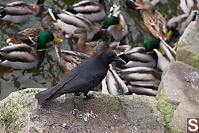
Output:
top-left (35, 50), bottom-right (125, 104)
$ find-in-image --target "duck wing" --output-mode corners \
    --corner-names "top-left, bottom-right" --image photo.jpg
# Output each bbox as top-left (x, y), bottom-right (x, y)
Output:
top-left (0, 44), bottom-right (35, 62)
top-left (4, 1), bottom-right (34, 15)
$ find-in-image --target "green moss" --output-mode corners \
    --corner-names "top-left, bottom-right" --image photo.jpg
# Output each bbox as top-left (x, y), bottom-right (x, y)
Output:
top-left (157, 83), bottom-right (180, 132)
top-left (177, 42), bottom-right (199, 70)
top-left (0, 98), bottom-right (25, 132)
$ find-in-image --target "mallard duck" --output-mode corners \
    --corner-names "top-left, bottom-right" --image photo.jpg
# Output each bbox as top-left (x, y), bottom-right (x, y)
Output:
top-left (119, 66), bottom-right (160, 96)
top-left (102, 4), bottom-right (128, 41)
top-left (102, 65), bottom-right (129, 95)
top-left (0, 0), bottom-right (45, 23)
top-left (180, 0), bottom-right (199, 14)
top-left (135, 2), bottom-right (168, 40)
top-left (55, 45), bottom-right (89, 71)
top-left (6, 27), bottom-right (44, 47)
top-left (6, 16), bottom-right (57, 47)
top-left (48, 8), bottom-right (105, 41)
top-left (0, 32), bottom-right (62, 69)
top-left (120, 39), bottom-right (176, 72)
top-left (120, 46), bottom-right (157, 68)
top-left (65, 0), bottom-right (106, 22)
top-left (153, 39), bottom-right (176, 72)
top-left (167, 10), bottom-right (198, 36)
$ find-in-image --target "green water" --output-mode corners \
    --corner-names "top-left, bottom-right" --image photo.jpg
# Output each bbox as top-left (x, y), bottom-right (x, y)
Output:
top-left (0, 0), bottom-right (179, 100)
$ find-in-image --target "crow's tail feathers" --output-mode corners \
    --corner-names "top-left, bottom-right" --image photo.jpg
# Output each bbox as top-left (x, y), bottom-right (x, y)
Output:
top-left (35, 88), bottom-right (62, 105)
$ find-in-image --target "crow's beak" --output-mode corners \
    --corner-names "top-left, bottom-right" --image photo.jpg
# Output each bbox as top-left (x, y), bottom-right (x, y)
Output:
top-left (113, 56), bottom-right (126, 64)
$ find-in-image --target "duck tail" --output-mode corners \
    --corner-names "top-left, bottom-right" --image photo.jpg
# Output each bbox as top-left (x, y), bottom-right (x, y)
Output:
top-left (48, 8), bottom-right (59, 21)
top-left (65, 8), bottom-right (77, 14)
top-left (35, 87), bottom-right (62, 105)
top-left (125, 0), bottom-right (137, 11)
top-left (0, 8), bottom-right (6, 18)
top-left (37, 0), bottom-right (46, 5)
top-left (99, 0), bottom-right (106, 13)
top-left (0, 53), bottom-right (6, 63)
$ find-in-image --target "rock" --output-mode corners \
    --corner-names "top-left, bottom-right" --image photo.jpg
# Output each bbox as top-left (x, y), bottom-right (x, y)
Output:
top-left (157, 61), bottom-right (199, 133)
top-left (177, 21), bottom-right (199, 70)
top-left (0, 88), bottom-right (164, 133)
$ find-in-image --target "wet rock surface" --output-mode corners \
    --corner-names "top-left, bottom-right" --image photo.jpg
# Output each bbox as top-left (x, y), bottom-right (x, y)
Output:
top-left (177, 21), bottom-right (199, 70)
top-left (157, 61), bottom-right (199, 133)
top-left (0, 88), bottom-right (164, 133)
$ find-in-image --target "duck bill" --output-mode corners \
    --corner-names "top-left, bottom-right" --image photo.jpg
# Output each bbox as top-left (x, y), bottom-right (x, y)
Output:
top-left (167, 30), bottom-right (173, 40)
top-left (113, 56), bottom-right (126, 64)
top-left (173, 43), bottom-right (178, 51)
top-left (53, 37), bottom-right (63, 42)
top-left (135, 3), bottom-right (143, 9)
top-left (117, 23), bottom-right (124, 29)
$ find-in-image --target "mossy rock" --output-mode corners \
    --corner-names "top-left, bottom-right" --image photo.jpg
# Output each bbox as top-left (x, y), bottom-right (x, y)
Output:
top-left (157, 62), bottom-right (199, 133)
top-left (177, 21), bottom-right (199, 70)
top-left (0, 88), bottom-right (165, 132)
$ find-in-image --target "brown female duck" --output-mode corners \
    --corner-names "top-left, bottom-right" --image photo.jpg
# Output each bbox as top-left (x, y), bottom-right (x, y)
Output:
top-left (135, 2), bottom-right (168, 40)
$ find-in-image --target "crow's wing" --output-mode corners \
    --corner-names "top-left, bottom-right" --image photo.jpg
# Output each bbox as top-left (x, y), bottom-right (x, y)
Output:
top-left (58, 72), bottom-right (106, 94)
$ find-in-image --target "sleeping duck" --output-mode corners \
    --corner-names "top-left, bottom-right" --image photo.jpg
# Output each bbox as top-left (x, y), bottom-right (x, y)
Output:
top-left (0, 32), bottom-right (62, 69)
top-left (65, 0), bottom-right (106, 22)
top-left (0, 0), bottom-right (46, 23)
top-left (119, 66), bottom-right (161, 96)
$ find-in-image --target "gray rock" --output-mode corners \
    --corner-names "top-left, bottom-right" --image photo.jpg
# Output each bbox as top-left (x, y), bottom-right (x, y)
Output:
top-left (0, 88), bottom-right (165, 133)
top-left (177, 21), bottom-right (199, 70)
top-left (157, 61), bottom-right (199, 133)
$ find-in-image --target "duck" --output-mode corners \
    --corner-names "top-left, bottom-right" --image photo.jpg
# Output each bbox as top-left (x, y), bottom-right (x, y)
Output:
top-left (126, 0), bottom-right (160, 12)
top-left (102, 64), bottom-right (129, 95)
top-left (153, 39), bottom-right (176, 72)
top-left (71, 28), bottom-right (111, 57)
top-left (6, 15), bottom-right (59, 47)
top-left (0, 0), bottom-right (46, 24)
top-left (120, 46), bottom-right (157, 68)
top-left (167, 10), bottom-right (198, 36)
top-left (6, 27), bottom-right (44, 47)
top-left (0, 32), bottom-right (62, 69)
top-left (55, 45), bottom-right (89, 71)
top-left (102, 4), bottom-right (128, 42)
top-left (55, 32), bottom-right (130, 72)
top-left (119, 39), bottom-right (176, 72)
top-left (179, 0), bottom-right (199, 14)
top-left (65, 0), bottom-right (106, 22)
top-left (48, 8), bottom-right (105, 41)
top-left (135, 2), bottom-right (168, 40)
top-left (119, 66), bottom-right (161, 96)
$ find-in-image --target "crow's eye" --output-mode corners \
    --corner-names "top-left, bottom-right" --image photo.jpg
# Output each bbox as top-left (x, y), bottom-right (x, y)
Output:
top-left (108, 54), bottom-right (115, 59)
